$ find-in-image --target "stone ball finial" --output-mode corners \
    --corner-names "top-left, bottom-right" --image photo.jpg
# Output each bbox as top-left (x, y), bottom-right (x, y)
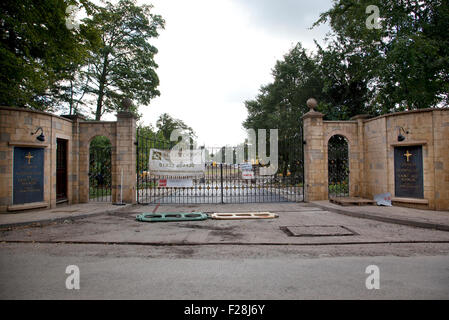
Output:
top-left (121, 98), bottom-right (133, 111)
top-left (306, 98), bottom-right (318, 112)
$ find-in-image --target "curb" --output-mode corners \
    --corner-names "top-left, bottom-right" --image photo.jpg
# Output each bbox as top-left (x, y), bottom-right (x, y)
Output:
top-left (0, 204), bottom-right (134, 229)
top-left (2, 240), bottom-right (449, 246)
top-left (311, 203), bottom-right (449, 232)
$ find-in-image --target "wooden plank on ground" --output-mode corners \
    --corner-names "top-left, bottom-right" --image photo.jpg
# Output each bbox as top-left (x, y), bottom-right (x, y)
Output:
top-left (329, 197), bottom-right (376, 206)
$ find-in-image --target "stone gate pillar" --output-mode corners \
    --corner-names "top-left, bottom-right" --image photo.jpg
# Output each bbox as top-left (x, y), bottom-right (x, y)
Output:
top-left (115, 99), bottom-right (137, 204)
top-left (302, 98), bottom-right (327, 201)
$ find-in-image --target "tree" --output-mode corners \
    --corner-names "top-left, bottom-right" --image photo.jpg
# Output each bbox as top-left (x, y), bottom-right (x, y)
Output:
top-left (156, 113), bottom-right (196, 142)
top-left (244, 0), bottom-right (449, 136)
top-left (82, 0), bottom-right (165, 120)
top-left (243, 43), bottom-right (323, 175)
top-left (315, 40), bottom-right (375, 120)
top-left (243, 43), bottom-right (323, 135)
top-left (0, 0), bottom-right (98, 110)
top-left (136, 115), bottom-right (196, 173)
top-left (315, 0), bottom-right (449, 111)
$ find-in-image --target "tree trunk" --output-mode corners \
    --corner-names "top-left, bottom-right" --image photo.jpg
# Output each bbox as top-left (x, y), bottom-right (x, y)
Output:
top-left (69, 79), bottom-right (73, 115)
top-left (95, 54), bottom-right (109, 121)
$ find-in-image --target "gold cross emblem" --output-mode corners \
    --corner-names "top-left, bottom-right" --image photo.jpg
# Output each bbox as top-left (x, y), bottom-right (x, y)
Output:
top-left (404, 150), bottom-right (413, 162)
top-left (25, 152), bottom-right (34, 165)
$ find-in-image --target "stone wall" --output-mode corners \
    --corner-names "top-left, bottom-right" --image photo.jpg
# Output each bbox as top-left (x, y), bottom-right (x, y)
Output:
top-left (363, 116), bottom-right (388, 197)
top-left (363, 109), bottom-right (449, 210)
top-left (78, 121), bottom-right (117, 203)
top-left (115, 112), bottom-right (137, 205)
top-left (302, 111), bottom-right (326, 202)
top-left (303, 106), bottom-right (449, 211)
top-left (2, 105), bottom-right (447, 212)
top-left (433, 109), bottom-right (449, 210)
top-left (323, 121), bottom-right (360, 198)
top-left (0, 107), bottom-right (73, 212)
top-left (76, 114), bottom-right (137, 204)
top-left (0, 106), bottom-right (137, 213)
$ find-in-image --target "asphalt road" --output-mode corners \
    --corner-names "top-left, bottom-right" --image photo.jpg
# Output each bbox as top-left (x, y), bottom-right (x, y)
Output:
top-left (0, 243), bottom-right (448, 299)
top-left (1, 203), bottom-right (448, 300)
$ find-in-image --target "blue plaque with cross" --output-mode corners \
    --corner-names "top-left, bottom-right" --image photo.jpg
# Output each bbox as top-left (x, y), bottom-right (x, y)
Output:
top-left (394, 146), bottom-right (424, 199)
top-left (13, 147), bottom-right (45, 204)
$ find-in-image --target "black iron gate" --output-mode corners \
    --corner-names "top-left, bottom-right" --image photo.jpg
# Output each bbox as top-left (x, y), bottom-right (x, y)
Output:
top-left (328, 135), bottom-right (349, 198)
top-left (136, 129), bottom-right (304, 204)
top-left (89, 137), bottom-right (112, 202)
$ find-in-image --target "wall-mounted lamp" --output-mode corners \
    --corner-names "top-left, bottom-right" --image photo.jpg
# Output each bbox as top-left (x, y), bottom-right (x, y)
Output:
top-left (31, 127), bottom-right (45, 142)
top-left (397, 127), bottom-right (409, 142)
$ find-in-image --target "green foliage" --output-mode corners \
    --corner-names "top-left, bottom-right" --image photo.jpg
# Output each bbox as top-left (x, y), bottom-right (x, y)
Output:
top-left (243, 43), bottom-right (322, 134)
top-left (0, 0), bottom-right (99, 110)
top-left (89, 135), bottom-right (112, 196)
top-left (314, 40), bottom-right (375, 120)
top-left (89, 187), bottom-right (111, 198)
top-left (82, 0), bottom-right (165, 120)
top-left (136, 114), bottom-right (196, 174)
top-left (243, 40), bottom-right (374, 128)
top-left (136, 113), bottom-right (196, 150)
top-left (316, 0), bottom-right (449, 112)
top-left (0, 0), bottom-right (164, 120)
top-left (328, 182), bottom-right (349, 196)
top-left (244, 0), bottom-right (449, 132)
top-left (89, 135), bottom-right (111, 149)
top-left (156, 113), bottom-right (196, 142)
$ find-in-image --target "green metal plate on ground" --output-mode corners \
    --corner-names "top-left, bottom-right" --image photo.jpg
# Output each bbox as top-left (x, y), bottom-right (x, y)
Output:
top-left (136, 212), bottom-right (209, 222)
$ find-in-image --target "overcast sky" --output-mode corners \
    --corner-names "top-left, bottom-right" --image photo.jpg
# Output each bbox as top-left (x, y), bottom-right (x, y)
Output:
top-left (130, 0), bottom-right (333, 147)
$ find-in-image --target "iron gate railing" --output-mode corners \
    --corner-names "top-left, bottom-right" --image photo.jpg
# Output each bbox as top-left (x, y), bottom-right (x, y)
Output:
top-left (328, 134), bottom-right (349, 198)
top-left (89, 138), bottom-right (112, 202)
top-left (136, 130), bottom-right (304, 204)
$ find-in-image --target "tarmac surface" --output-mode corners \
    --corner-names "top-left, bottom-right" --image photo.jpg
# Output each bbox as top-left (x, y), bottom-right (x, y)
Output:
top-left (0, 203), bottom-right (133, 228)
top-left (1, 244), bottom-right (448, 299)
top-left (313, 201), bottom-right (449, 231)
top-left (1, 203), bottom-right (449, 246)
top-left (1, 202), bottom-right (448, 299)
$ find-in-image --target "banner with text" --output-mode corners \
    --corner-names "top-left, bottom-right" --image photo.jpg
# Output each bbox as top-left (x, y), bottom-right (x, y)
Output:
top-left (149, 149), bottom-right (205, 178)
